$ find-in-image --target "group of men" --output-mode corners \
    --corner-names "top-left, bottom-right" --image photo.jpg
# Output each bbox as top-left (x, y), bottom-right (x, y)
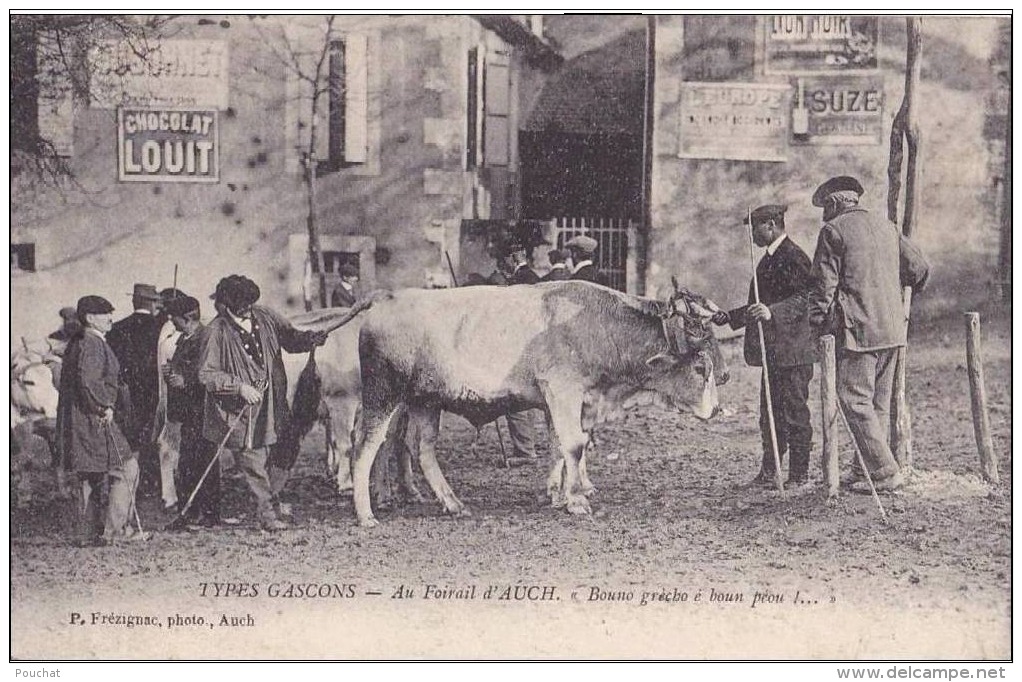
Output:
top-left (55, 275), bottom-right (367, 546)
top-left (50, 172), bottom-right (928, 545)
top-left (713, 175), bottom-right (929, 493)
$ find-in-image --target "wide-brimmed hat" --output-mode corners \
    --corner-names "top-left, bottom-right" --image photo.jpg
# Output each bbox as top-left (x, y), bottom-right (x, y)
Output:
top-left (744, 204), bottom-right (788, 225)
top-left (77, 295), bottom-right (115, 316)
top-left (129, 283), bottom-right (161, 301)
top-left (211, 275), bottom-right (260, 311)
top-left (565, 235), bottom-right (598, 255)
top-left (812, 176), bottom-right (864, 207)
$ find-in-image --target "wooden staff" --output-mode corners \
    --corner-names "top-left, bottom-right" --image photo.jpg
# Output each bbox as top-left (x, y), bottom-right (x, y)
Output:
top-left (965, 313), bottom-right (999, 483)
top-left (820, 334), bottom-right (839, 497)
top-left (747, 207), bottom-right (784, 494)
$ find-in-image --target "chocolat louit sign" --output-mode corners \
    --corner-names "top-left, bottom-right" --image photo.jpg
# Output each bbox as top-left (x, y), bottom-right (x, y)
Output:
top-left (117, 108), bottom-right (220, 183)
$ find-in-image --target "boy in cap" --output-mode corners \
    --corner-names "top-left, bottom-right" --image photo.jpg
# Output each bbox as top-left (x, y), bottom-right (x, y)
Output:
top-left (807, 176), bottom-right (929, 493)
top-left (197, 275), bottom-right (336, 530)
top-left (56, 295), bottom-right (140, 545)
top-left (331, 263), bottom-right (361, 308)
top-left (712, 204), bottom-right (818, 487)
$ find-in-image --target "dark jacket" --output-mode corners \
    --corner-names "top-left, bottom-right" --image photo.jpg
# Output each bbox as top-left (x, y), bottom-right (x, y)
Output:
top-left (56, 330), bottom-right (134, 472)
top-left (571, 263), bottom-right (608, 286)
top-left (541, 265), bottom-right (571, 282)
top-left (106, 311), bottom-right (163, 448)
top-left (510, 264), bottom-right (540, 285)
top-left (197, 305), bottom-right (320, 450)
top-left (808, 206), bottom-right (930, 351)
top-left (728, 235), bottom-right (818, 368)
top-left (166, 325), bottom-right (207, 427)
top-left (330, 284), bottom-right (357, 308)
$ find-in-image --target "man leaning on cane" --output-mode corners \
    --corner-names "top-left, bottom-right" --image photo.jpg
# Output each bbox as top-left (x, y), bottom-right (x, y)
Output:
top-left (712, 204), bottom-right (818, 487)
top-left (56, 295), bottom-right (142, 546)
top-left (807, 176), bottom-right (929, 493)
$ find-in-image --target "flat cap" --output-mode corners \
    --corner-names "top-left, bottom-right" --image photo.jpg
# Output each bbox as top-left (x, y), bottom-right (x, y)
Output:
top-left (565, 235), bottom-right (598, 254)
top-left (164, 295), bottom-right (200, 318)
top-left (812, 176), bottom-right (864, 207)
top-left (77, 295), bottom-right (114, 316)
top-left (744, 204), bottom-right (788, 225)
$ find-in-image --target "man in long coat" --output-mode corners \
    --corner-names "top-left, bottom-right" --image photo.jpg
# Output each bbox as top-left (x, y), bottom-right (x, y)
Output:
top-left (56, 295), bottom-right (140, 546)
top-left (713, 204), bottom-right (818, 486)
top-left (807, 176), bottom-right (930, 493)
top-left (197, 275), bottom-right (328, 530)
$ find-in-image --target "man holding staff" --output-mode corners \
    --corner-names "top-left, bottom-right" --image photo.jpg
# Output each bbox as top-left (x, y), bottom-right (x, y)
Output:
top-left (807, 176), bottom-right (929, 493)
top-left (712, 204), bottom-right (818, 487)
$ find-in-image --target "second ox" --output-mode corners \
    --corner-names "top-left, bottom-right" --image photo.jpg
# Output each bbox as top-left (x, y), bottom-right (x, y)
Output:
top-left (351, 279), bottom-right (729, 527)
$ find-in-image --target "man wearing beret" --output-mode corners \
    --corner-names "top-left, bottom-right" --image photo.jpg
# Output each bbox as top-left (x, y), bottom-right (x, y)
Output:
top-left (807, 176), bottom-right (930, 493)
top-left (712, 204), bottom-right (818, 487)
top-left (56, 295), bottom-right (140, 546)
top-left (106, 283), bottom-right (164, 500)
top-left (197, 275), bottom-right (338, 531)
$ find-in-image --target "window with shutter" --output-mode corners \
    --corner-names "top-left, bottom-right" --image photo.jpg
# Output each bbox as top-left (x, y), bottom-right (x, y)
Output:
top-left (465, 39), bottom-right (512, 170)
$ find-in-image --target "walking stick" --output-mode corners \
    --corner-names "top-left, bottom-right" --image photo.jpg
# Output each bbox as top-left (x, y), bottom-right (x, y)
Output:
top-left (174, 405), bottom-right (251, 524)
top-left (836, 405), bottom-right (889, 524)
top-left (104, 423), bottom-right (148, 540)
top-left (747, 207), bottom-right (784, 494)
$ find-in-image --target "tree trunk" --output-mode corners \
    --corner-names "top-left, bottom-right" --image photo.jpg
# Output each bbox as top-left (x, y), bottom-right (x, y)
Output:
top-left (887, 17), bottom-right (923, 467)
top-left (304, 156), bottom-right (328, 310)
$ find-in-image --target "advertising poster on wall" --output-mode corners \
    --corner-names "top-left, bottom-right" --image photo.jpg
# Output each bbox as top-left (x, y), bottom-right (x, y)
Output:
top-left (791, 75), bottom-right (885, 145)
top-left (678, 82), bottom-right (791, 162)
top-left (117, 108), bottom-right (220, 182)
top-left (765, 15), bottom-right (879, 73)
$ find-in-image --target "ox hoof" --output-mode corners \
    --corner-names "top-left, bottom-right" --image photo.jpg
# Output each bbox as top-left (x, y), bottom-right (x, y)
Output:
top-left (549, 492), bottom-right (568, 509)
top-left (581, 484), bottom-right (598, 498)
top-left (566, 497), bottom-right (591, 515)
top-left (358, 516), bottom-right (379, 529)
top-left (449, 506), bottom-right (471, 518)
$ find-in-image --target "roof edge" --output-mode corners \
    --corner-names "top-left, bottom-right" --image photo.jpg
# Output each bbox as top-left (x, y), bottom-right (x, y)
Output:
top-left (473, 15), bottom-right (563, 71)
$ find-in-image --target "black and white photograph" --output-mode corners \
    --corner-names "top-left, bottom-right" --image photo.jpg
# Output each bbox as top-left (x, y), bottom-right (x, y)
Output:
top-left (8, 12), bottom-right (1013, 667)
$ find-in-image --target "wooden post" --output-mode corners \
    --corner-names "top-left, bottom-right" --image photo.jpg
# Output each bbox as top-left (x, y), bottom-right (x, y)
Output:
top-left (965, 313), bottom-right (999, 484)
top-left (819, 335), bottom-right (839, 497)
top-left (887, 17), bottom-right (924, 465)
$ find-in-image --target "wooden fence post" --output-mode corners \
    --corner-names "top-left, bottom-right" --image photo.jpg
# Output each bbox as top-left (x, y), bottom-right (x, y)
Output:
top-left (965, 313), bottom-right (999, 483)
top-left (820, 335), bottom-right (839, 497)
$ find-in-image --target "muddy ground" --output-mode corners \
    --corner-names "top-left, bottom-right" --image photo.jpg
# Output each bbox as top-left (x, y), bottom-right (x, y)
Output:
top-left (9, 305), bottom-right (1012, 660)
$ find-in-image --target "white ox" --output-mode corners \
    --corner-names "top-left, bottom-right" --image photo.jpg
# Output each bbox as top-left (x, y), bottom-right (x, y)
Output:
top-left (351, 280), bottom-right (729, 527)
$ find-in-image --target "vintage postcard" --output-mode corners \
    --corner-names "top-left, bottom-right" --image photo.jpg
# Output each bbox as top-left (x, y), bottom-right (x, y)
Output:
top-left (9, 13), bottom-right (1011, 663)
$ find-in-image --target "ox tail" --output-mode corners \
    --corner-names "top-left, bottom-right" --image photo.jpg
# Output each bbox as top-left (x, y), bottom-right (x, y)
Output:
top-left (269, 351), bottom-right (323, 472)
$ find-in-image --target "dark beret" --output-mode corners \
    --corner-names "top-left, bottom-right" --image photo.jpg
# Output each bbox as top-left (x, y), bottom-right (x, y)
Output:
top-left (164, 295), bottom-right (200, 318)
top-left (744, 204), bottom-right (788, 225)
top-left (339, 263), bottom-right (360, 278)
top-left (76, 295), bottom-right (114, 316)
top-left (812, 176), bottom-right (864, 207)
top-left (160, 287), bottom-right (189, 301)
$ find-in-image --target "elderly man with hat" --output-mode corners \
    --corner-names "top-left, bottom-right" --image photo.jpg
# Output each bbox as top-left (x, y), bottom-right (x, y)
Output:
top-left (712, 204), bottom-right (818, 487)
top-left (56, 295), bottom-right (140, 546)
top-left (197, 275), bottom-right (338, 531)
top-left (565, 235), bottom-right (608, 286)
top-left (106, 283), bottom-right (165, 502)
top-left (330, 263), bottom-right (361, 308)
top-left (807, 176), bottom-right (930, 493)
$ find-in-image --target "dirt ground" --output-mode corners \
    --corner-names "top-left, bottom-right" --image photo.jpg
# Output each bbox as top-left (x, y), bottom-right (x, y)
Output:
top-left (9, 305), bottom-right (1012, 660)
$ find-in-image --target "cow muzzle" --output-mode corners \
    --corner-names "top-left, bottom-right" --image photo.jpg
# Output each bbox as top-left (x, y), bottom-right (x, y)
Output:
top-left (691, 370), bottom-right (720, 421)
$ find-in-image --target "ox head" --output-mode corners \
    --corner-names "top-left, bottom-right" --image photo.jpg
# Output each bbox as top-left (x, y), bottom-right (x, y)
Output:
top-left (639, 277), bottom-right (729, 421)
